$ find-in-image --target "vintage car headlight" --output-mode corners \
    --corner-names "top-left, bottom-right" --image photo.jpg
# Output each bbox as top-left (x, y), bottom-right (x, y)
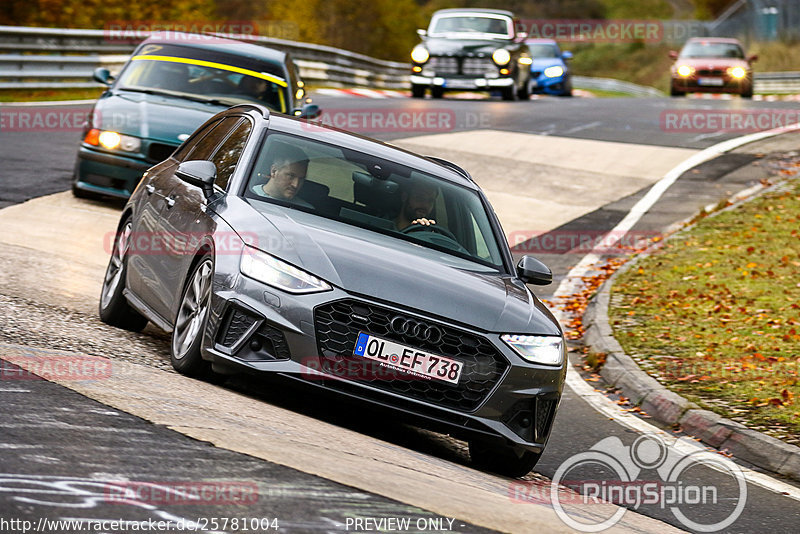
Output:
top-left (84, 129), bottom-right (141, 152)
top-left (544, 66), bottom-right (564, 78)
top-left (492, 49), bottom-right (511, 66)
top-left (677, 65), bottom-right (694, 77)
top-left (240, 246), bottom-right (332, 294)
top-left (411, 45), bottom-right (430, 64)
top-left (728, 66), bottom-right (746, 79)
top-left (501, 335), bottom-right (564, 366)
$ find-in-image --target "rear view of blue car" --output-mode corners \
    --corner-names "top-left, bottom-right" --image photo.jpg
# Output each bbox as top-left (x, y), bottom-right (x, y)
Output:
top-left (525, 39), bottom-right (572, 97)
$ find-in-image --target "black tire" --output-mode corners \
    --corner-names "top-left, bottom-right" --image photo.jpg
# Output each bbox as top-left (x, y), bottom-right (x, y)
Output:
top-left (741, 87), bottom-right (753, 99)
top-left (99, 218), bottom-right (149, 331)
top-left (670, 87), bottom-right (685, 97)
top-left (431, 86), bottom-right (444, 99)
top-left (517, 80), bottom-right (530, 100)
top-left (170, 256), bottom-right (215, 378)
top-left (411, 84), bottom-right (425, 98)
top-left (501, 86), bottom-right (517, 101)
top-left (469, 440), bottom-right (542, 478)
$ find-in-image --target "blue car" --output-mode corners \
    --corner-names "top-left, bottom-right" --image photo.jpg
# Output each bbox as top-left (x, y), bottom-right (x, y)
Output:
top-left (525, 39), bottom-right (572, 97)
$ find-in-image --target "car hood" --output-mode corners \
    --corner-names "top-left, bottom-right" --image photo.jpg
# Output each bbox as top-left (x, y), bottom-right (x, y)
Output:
top-left (92, 91), bottom-right (227, 144)
top-left (675, 57), bottom-right (749, 69)
top-left (531, 57), bottom-right (565, 70)
top-left (232, 200), bottom-right (559, 335)
top-left (423, 37), bottom-right (510, 56)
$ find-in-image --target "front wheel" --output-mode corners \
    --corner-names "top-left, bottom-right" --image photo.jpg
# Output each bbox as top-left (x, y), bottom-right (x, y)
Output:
top-left (171, 256), bottom-right (215, 377)
top-left (501, 86), bottom-right (517, 101)
top-left (411, 84), bottom-right (425, 98)
top-left (469, 440), bottom-right (542, 478)
top-left (99, 218), bottom-right (148, 331)
top-left (431, 86), bottom-right (444, 99)
top-left (517, 80), bottom-right (530, 100)
top-left (670, 86), bottom-right (685, 97)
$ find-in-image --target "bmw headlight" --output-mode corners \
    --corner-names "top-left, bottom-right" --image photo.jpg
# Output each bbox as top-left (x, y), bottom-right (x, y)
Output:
top-left (677, 65), bottom-right (694, 77)
top-left (84, 129), bottom-right (141, 152)
top-left (544, 66), bottom-right (564, 78)
top-left (240, 246), bottom-right (332, 294)
top-left (728, 66), bottom-right (746, 79)
top-left (492, 49), bottom-right (511, 66)
top-left (411, 45), bottom-right (430, 64)
top-left (501, 335), bottom-right (564, 366)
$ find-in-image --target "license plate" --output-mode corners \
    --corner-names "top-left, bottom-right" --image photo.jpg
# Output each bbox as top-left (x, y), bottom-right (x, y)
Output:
top-left (698, 77), bottom-right (724, 86)
top-left (353, 332), bottom-right (463, 384)
top-left (444, 79), bottom-right (475, 89)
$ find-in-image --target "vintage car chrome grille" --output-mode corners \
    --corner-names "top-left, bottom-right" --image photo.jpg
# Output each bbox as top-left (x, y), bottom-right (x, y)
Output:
top-left (428, 56), bottom-right (459, 75)
top-left (461, 57), bottom-right (495, 76)
top-left (313, 299), bottom-right (508, 412)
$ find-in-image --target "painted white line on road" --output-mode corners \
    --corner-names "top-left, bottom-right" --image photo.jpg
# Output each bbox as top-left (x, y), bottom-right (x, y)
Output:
top-left (561, 121), bottom-right (602, 135)
top-left (552, 121), bottom-right (800, 500)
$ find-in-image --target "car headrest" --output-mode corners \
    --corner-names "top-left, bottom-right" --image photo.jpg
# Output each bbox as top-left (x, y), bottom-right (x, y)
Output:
top-left (296, 180), bottom-right (330, 206)
top-left (352, 171), bottom-right (399, 216)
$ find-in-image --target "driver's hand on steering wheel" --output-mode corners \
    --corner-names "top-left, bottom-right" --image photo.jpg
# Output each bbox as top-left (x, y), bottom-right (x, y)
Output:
top-left (411, 218), bottom-right (436, 226)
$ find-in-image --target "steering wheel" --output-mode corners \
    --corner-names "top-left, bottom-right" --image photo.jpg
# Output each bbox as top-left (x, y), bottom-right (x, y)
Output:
top-left (401, 222), bottom-right (458, 241)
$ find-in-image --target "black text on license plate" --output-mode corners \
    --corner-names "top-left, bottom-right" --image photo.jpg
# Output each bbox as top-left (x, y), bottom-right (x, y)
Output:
top-left (353, 332), bottom-right (463, 384)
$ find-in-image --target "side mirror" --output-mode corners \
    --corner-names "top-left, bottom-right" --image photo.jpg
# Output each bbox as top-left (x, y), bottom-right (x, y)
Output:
top-left (417, 29), bottom-right (427, 37)
top-left (516, 31), bottom-right (528, 40)
top-left (748, 54), bottom-right (759, 62)
top-left (562, 51), bottom-right (573, 60)
top-left (297, 103), bottom-right (321, 120)
top-left (668, 51), bottom-right (679, 60)
top-left (176, 160), bottom-right (216, 198)
top-left (93, 67), bottom-right (114, 85)
top-left (516, 256), bottom-right (552, 285)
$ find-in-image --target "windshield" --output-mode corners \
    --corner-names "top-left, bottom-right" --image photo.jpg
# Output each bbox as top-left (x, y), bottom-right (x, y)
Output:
top-left (429, 14), bottom-right (513, 38)
top-left (116, 43), bottom-right (290, 113)
top-left (244, 133), bottom-right (506, 271)
top-left (527, 44), bottom-right (560, 58)
top-left (680, 42), bottom-right (744, 59)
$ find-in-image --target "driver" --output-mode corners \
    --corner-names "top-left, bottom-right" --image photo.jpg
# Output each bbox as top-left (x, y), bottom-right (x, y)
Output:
top-left (394, 180), bottom-right (438, 231)
top-left (252, 143), bottom-right (312, 208)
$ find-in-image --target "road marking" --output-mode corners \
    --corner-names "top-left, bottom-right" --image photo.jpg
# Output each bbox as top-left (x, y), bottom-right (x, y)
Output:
top-left (551, 120), bottom-right (800, 501)
top-left (561, 121), bottom-right (602, 135)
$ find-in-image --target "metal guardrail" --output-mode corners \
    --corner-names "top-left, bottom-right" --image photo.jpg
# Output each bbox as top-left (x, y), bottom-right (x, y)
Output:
top-left (0, 25), bottom-right (409, 90)
top-left (1, 25), bottom-right (799, 95)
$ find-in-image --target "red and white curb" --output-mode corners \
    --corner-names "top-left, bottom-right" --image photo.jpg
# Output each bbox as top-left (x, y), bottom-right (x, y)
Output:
top-left (313, 88), bottom-right (595, 99)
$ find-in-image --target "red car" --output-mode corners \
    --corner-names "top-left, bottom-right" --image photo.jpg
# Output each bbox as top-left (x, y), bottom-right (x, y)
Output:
top-left (669, 37), bottom-right (757, 98)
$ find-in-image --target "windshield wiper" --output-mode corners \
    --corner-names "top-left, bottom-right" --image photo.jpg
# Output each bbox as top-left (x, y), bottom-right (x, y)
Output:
top-left (118, 87), bottom-right (233, 106)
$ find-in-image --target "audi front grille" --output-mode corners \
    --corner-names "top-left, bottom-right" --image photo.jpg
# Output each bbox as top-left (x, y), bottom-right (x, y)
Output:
top-left (313, 299), bottom-right (508, 412)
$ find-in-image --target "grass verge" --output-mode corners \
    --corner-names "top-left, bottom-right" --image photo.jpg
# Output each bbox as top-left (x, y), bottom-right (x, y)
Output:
top-left (0, 88), bottom-right (105, 103)
top-left (609, 161), bottom-right (800, 445)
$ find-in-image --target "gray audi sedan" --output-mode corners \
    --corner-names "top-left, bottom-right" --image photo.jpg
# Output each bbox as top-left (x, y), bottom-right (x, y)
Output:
top-left (99, 104), bottom-right (566, 477)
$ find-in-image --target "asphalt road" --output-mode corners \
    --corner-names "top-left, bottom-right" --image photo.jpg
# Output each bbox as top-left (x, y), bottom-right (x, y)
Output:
top-left (1, 92), bottom-right (799, 533)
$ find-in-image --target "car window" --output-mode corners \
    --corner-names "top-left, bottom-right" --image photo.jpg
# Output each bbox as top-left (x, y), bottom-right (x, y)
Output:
top-left (244, 133), bottom-right (505, 270)
top-left (429, 14), bottom-right (513, 38)
top-left (528, 44), bottom-right (560, 58)
top-left (172, 119), bottom-right (222, 162)
top-left (680, 42), bottom-right (744, 59)
top-left (116, 43), bottom-right (290, 113)
top-left (186, 117), bottom-right (242, 161)
top-left (210, 119), bottom-right (253, 190)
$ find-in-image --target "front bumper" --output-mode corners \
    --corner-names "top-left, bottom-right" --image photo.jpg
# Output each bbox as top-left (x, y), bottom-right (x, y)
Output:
top-left (410, 74), bottom-right (514, 91)
top-left (530, 73), bottom-right (569, 95)
top-left (74, 145), bottom-right (152, 198)
top-left (202, 272), bottom-right (565, 452)
top-left (671, 75), bottom-right (752, 94)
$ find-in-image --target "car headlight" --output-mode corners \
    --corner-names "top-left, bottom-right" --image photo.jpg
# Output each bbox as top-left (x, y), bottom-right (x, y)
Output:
top-left (84, 129), bottom-right (141, 152)
top-left (677, 65), bottom-right (694, 77)
top-left (240, 246), bottom-right (332, 294)
top-left (728, 66), bottom-right (746, 79)
top-left (411, 45), bottom-right (430, 64)
top-left (501, 335), bottom-right (564, 366)
top-left (544, 66), bottom-right (564, 78)
top-left (492, 49), bottom-right (511, 66)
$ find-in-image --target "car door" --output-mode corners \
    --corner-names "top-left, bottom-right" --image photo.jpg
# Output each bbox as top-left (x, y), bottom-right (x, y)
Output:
top-left (131, 116), bottom-right (243, 324)
top-left (157, 116), bottom-right (255, 325)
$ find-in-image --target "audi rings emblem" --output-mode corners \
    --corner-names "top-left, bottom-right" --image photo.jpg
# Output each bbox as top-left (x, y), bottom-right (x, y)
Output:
top-left (390, 316), bottom-right (443, 344)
